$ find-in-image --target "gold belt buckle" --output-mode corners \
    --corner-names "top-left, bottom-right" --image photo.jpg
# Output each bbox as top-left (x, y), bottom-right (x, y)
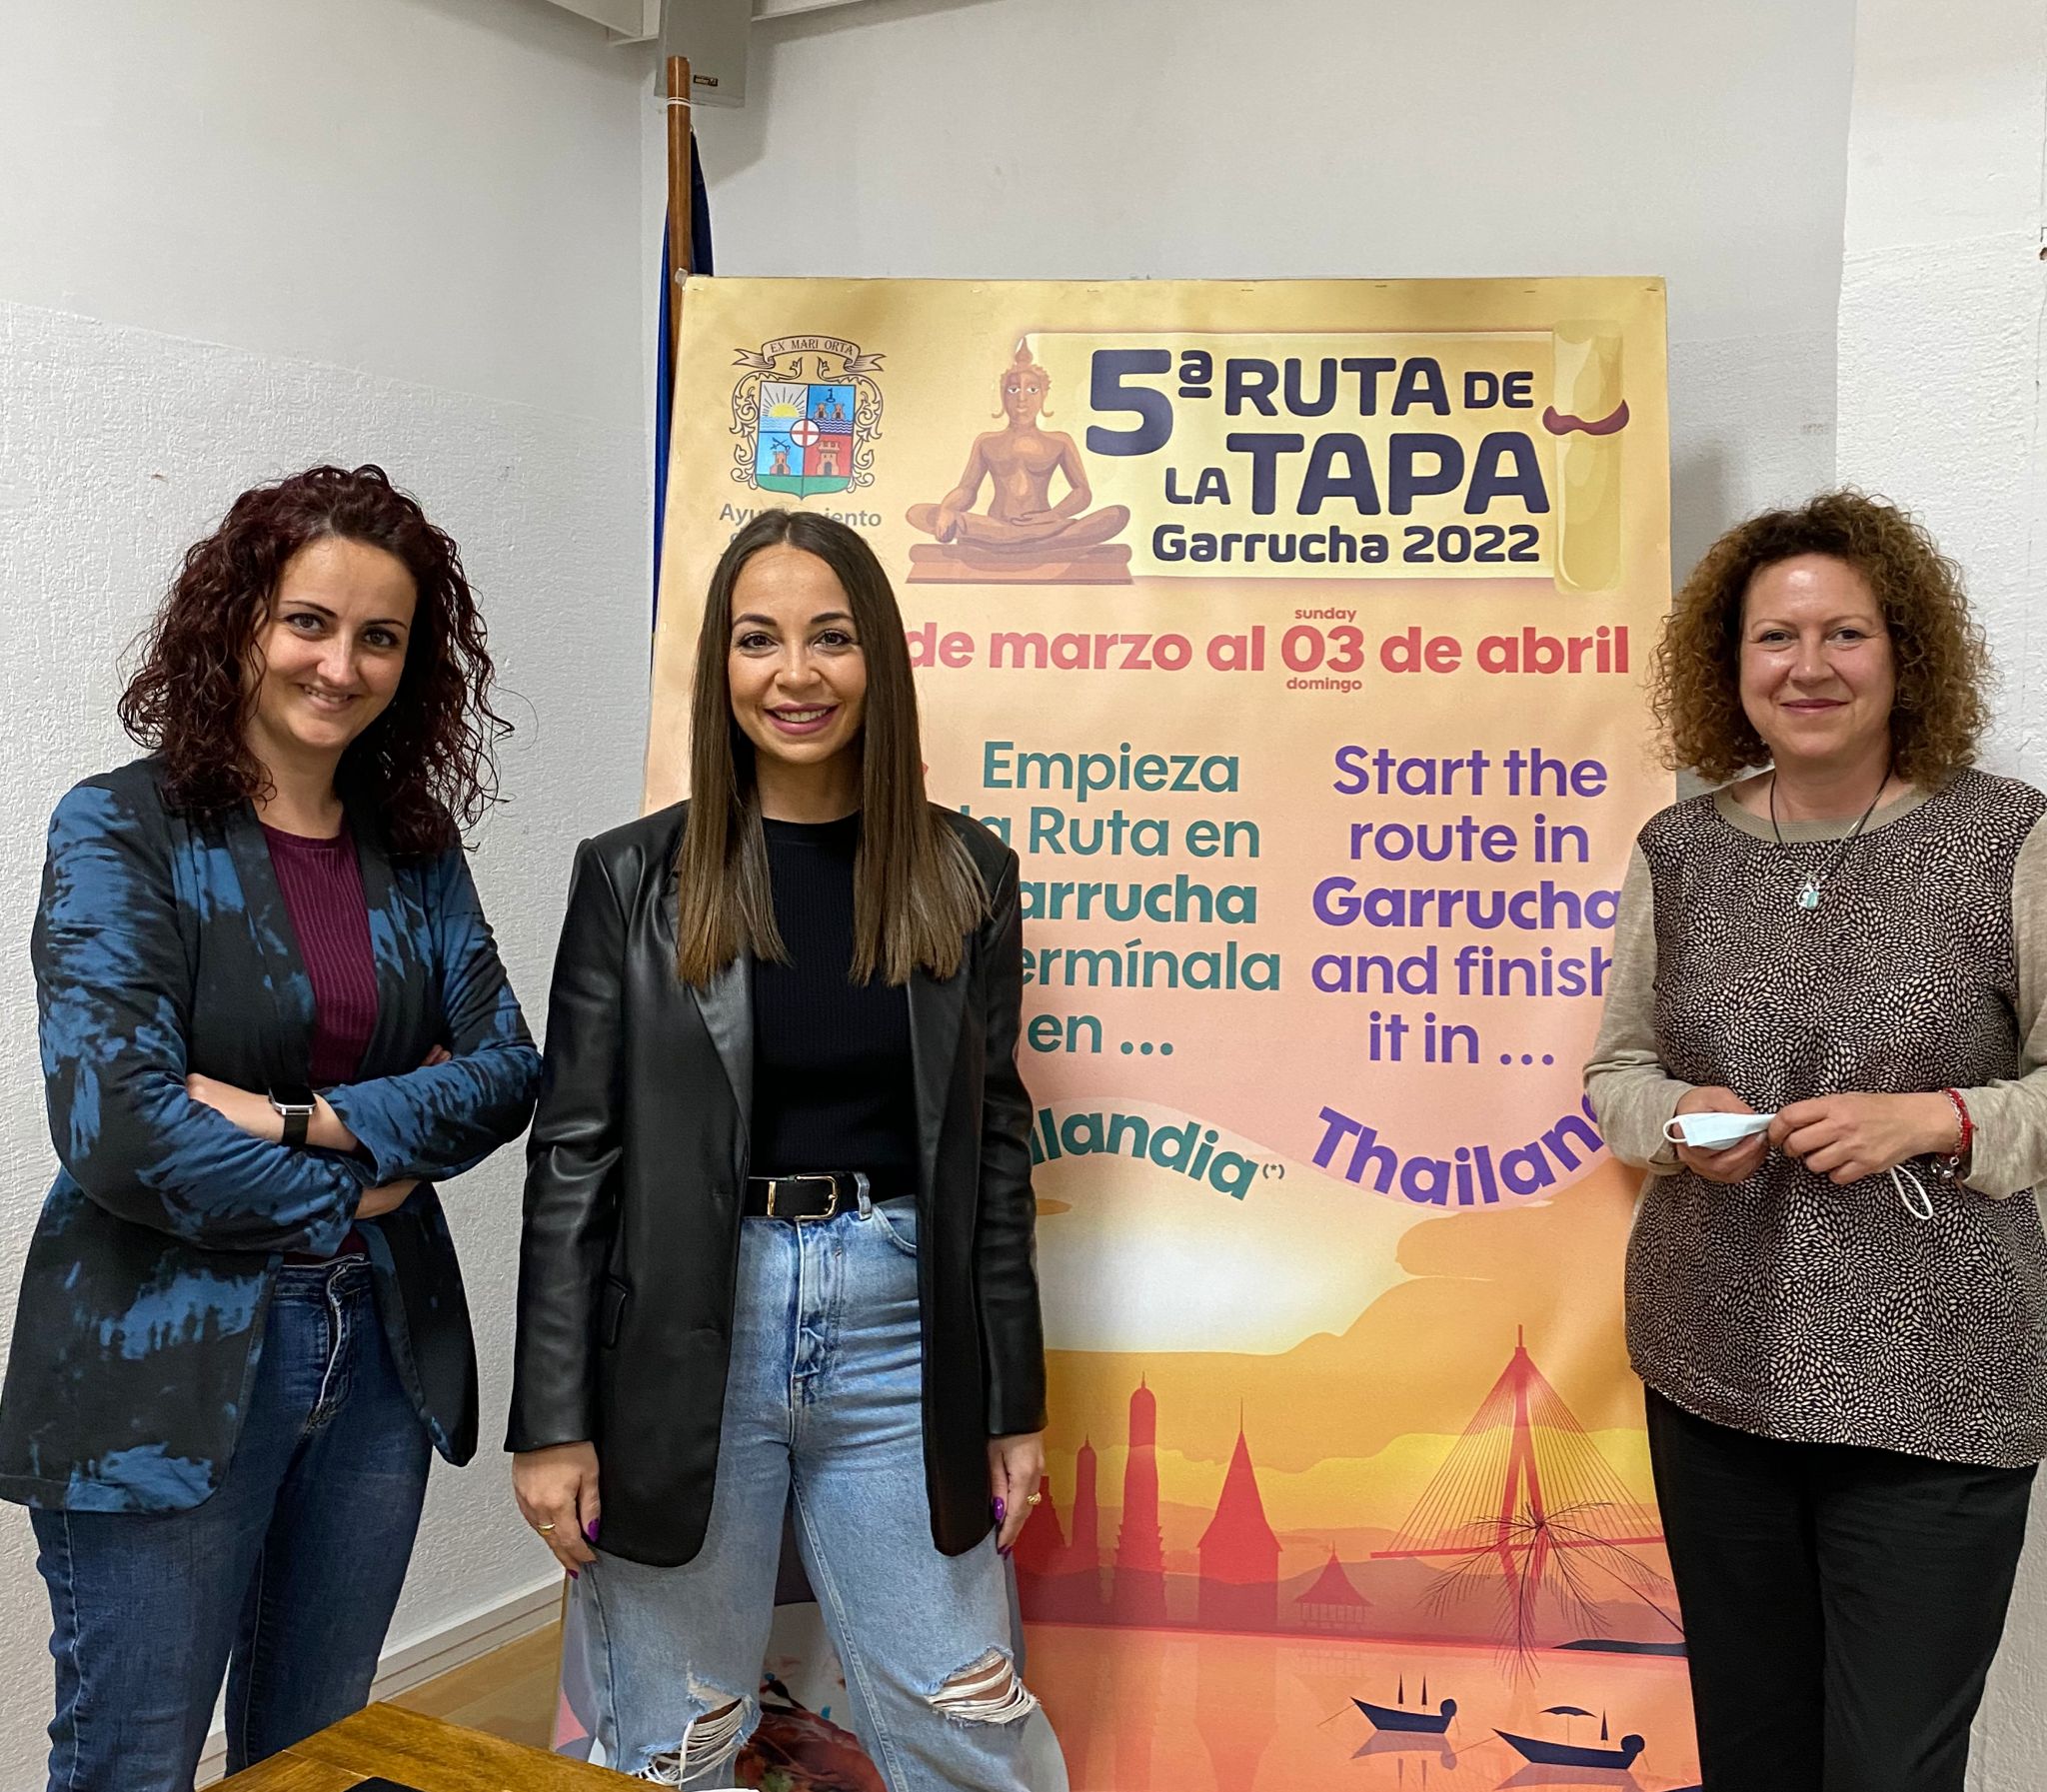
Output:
top-left (769, 1175), bottom-right (839, 1220)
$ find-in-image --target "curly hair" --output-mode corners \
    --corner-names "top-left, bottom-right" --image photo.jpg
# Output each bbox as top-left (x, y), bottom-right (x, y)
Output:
top-left (1649, 489), bottom-right (1991, 787)
top-left (118, 465), bottom-right (509, 854)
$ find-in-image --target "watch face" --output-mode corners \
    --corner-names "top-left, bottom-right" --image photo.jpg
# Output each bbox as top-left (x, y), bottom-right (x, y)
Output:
top-left (270, 1085), bottom-right (317, 1114)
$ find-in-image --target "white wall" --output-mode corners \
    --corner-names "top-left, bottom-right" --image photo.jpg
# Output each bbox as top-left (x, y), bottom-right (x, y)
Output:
top-left (1837, 6), bottom-right (2047, 1786)
top-left (696, 4), bottom-right (2047, 1788)
top-left (696, 0), bottom-right (1858, 572)
top-left (24, 0), bottom-right (2046, 1786)
top-left (0, 2), bottom-right (654, 1783)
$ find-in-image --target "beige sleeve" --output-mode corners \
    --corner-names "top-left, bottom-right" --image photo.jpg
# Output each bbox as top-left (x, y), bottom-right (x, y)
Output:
top-left (1583, 843), bottom-right (1690, 1173)
top-left (1954, 815), bottom-right (2047, 1198)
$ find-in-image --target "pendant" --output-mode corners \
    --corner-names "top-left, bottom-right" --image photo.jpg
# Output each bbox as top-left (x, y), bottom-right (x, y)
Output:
top-left (1798, 882), bottom-right (1821, 910)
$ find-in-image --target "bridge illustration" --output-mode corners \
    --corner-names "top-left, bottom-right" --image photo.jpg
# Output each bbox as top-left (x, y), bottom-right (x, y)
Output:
top-left (1373, 1327), bottom-right (1680, 1663)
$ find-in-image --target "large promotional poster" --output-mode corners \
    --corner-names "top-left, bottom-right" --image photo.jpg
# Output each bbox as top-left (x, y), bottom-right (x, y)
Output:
top-left (560, 277), bottom-right (1697, 1790)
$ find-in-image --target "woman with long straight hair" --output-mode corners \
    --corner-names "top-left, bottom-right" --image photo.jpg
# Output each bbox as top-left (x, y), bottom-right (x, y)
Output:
top-left (3, 464), bottom-right (542, 1790)
top-left (511, 510), bottom-right (1067, 1789)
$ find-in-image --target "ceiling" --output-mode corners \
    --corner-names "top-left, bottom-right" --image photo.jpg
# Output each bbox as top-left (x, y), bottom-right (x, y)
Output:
top-left (538, 0), bottom-right (867, 40)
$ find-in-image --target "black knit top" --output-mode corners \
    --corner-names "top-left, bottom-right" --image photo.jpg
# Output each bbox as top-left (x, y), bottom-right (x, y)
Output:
top-left (751, 815), bottom-right (920, 1193)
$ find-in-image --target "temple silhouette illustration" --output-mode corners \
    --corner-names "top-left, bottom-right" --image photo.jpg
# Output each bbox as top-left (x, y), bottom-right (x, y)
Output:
top-left (1112, 1378), bottom-right (1167, 1621)
top-left (1196, 1415), bottom-right (1281, 1628)
top-left (1016, 1333), bottom-right (1666, 1641)
top-left (1016, 1375), bottom-right (1286, 1630)
top-left (1296, 1549), bottom-right (1371, 1632)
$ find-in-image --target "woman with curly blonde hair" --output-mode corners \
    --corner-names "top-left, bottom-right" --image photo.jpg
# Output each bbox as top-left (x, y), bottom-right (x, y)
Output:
top-left (1585, 490), bottom-right (2047, 1792)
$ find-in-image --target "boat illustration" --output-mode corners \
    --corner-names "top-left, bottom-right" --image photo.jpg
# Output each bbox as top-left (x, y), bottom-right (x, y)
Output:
top-left (1353, 1673), bottom-right (1456, 1735)
top-left (1495, 1706), bottom-right (1645, 1771)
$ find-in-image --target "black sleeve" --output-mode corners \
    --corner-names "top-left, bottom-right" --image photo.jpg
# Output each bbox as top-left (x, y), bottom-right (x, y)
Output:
top-left (507, 840), bottom-right (626, 1452)
top-left (972, 848), bottom-right (1049, 1435)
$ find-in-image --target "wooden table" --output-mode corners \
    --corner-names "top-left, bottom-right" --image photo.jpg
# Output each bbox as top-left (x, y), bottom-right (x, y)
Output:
top-left (217, 1702), bottom-right (631, 1790)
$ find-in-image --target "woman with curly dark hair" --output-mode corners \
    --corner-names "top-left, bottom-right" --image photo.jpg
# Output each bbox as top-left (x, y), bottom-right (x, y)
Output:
top-left (0, 464), bottom-right (542, 1791)
top-left (1586, 490), bottom-right (2047, 1792)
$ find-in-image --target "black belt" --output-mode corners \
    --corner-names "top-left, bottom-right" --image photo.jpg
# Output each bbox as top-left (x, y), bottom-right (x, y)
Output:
top-left (742, 1171), bottom-right (873, 1221)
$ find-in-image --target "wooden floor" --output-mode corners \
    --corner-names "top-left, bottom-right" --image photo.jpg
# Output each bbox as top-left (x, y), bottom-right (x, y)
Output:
top-left (389, 1619), bottom-right (565, 1753)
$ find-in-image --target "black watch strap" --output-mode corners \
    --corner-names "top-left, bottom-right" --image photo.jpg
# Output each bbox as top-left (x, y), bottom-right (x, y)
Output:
top-left (270, 1085), bottom-right (316, 1148)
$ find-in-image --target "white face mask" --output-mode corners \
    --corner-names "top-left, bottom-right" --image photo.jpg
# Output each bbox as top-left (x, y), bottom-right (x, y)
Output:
top-left (1660, 1108), bottom-right (1939, 1220)
top-left (1663, 1111), bottom-right (1775, 1149)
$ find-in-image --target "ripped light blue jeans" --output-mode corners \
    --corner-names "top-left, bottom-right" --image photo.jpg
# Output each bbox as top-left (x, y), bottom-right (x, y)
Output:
top-left (576, 1194), bottom-right (1067, 1791)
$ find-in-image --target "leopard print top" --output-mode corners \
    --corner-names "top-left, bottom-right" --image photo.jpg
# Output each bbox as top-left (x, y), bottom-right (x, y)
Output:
top-left (1629, 770), bottom-right (2047, 1465)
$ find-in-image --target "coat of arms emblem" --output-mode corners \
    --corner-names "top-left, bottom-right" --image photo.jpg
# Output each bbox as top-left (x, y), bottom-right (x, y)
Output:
top-left (731, 336), bottom-right (885, 500)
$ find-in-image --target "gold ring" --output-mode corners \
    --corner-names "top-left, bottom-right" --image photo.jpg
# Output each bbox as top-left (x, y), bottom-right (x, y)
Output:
top-left (1024, 1492), bottom-right (1042, 1507)
top-left (536, 1522), bottom-right (557, 1534)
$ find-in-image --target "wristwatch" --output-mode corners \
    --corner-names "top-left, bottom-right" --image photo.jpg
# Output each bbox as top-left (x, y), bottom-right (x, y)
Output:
top-left (268, 1084), bottom-right (317, 1148)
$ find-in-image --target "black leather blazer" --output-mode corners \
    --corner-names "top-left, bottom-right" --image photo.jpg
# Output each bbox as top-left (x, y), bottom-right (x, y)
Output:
top-left (508, 801), bottom-right (1046, 1567)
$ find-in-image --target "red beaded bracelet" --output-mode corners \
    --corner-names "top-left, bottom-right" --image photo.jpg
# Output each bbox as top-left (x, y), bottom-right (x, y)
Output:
top-left (1940, 1086), bottom-right (1974, 1168)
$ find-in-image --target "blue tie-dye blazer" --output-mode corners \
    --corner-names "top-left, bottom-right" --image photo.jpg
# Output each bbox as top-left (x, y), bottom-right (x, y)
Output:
top-left (0, 757), bottom-right (542, 1513)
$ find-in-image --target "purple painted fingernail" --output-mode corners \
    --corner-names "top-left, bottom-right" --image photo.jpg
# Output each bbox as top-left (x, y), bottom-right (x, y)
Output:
top-left (568, 1568), bottom-right (580, 1581)
top-left (993, 1495), bottom-right (1007, 1524)
top-left (585, 1519), bottom-right (600, 1542)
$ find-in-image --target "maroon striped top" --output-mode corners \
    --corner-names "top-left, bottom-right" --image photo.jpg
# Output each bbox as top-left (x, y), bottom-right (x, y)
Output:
top-left (262, 824), bottom-right (378, 1086)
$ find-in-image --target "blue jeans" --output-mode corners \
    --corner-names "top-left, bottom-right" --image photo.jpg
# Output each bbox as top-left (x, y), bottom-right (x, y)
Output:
top-left (30, 1256), bottom-right (431, 1791)
top-left (578, 1196), bottom-right (1068, 1790)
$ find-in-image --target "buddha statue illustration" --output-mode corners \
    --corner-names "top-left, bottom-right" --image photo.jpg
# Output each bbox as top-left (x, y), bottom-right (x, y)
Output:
top-left (906, 343), bottom-right (1131, 583)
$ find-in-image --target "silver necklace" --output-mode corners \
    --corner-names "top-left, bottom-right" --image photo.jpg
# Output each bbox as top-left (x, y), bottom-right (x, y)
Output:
top-left (1768, 769), bottom-right (1890, 909)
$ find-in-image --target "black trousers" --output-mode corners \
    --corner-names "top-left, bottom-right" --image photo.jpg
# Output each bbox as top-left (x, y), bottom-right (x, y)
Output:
top-left (1645, 1387), bottom-right (2035, 1792)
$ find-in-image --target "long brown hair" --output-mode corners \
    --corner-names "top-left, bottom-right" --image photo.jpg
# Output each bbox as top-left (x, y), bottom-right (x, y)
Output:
top-left (673, 511), bottom-right (986, 986)
top-left (118, 463), bottom-right (507, 854)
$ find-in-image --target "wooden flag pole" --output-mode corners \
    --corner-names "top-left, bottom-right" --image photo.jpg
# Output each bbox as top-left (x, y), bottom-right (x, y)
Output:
top-left (665, 54), bottom-right (693, 381)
